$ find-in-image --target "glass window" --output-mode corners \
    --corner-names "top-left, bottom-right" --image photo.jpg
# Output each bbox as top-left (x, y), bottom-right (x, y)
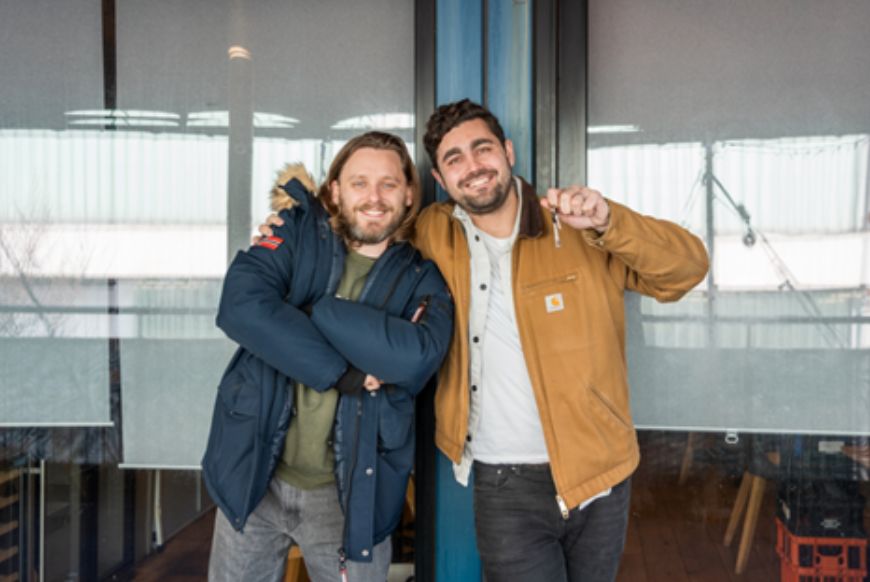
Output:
top-left (1, 0), bottom-right (415, 578)
top-left (0, 0), bottom-right (111, 429)
top-left (589, 1), bottom-right (870, 578)
top-left (588, 0), bottom-right (870, 434)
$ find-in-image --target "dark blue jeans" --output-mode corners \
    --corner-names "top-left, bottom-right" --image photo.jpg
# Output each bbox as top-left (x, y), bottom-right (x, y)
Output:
top-left (473, 462), bottom-right (631, 582)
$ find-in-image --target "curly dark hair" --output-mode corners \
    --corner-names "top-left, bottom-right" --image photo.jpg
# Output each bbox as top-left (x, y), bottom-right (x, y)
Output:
top-left (423, 99), bottom-right (507, 171)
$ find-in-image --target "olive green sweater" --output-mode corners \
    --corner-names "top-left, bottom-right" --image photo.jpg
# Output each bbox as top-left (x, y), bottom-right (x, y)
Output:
top-left (274, 250), bottom-right (375, 489)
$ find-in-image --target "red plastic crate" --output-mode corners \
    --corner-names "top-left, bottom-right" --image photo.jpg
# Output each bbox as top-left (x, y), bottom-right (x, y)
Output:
top-left (776, 518), bottom-right (868, 582)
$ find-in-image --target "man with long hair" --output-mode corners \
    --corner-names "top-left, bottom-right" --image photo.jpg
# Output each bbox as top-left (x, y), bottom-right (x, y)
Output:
top-left (203, 132), bottom-right (453, 582)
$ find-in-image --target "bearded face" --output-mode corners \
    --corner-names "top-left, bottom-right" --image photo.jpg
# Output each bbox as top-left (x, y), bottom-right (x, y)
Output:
top-left (330, 147), bottom-right (413, 255)
top-left (432, 118), bottom-right (516, 217)
top-left (450, 166), bottom-right (514, 216)
top-left (336, 198), bottom-right (407, 245)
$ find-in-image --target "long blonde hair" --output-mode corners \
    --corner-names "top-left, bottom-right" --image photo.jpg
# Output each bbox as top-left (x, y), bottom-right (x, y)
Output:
top-left (318, 131), bottom-right (421, 243)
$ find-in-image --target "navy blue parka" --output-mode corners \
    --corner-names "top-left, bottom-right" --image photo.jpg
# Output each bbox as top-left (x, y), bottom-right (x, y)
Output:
top-left (201, 166), bottom-right (453, 561)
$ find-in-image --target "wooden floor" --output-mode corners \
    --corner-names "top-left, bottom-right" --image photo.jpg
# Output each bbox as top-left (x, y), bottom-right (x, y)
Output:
top-left (615, 433), bottom-right (779, 582)
top-left (131, 432), bottom-right (788, 581)
top-left (132, 510), bottom-right (216, 582)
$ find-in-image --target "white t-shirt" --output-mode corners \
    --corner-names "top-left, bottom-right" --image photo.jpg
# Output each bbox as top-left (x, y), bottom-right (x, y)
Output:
top-left (448, 179), bottom-right (610, 510)
top-left (470, 229), bottom-right (549, 463)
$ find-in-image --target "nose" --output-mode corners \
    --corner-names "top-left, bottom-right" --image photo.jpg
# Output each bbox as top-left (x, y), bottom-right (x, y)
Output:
top-left (363, 184), bottom-right (382, 202)
top-left (467, 155), bottom-right (483, 173)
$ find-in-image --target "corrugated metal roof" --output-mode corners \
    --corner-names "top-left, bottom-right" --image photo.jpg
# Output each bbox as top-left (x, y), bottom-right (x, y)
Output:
top-left (0, 130), bottom-right (414, 226)
top-left (589, 135), bottom-right (869, 235)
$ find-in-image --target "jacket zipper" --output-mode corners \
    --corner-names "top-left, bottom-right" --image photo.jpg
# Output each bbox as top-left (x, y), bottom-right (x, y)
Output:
top-left (338, 395), bottom-right (364, 568)
top-left (335, 244), bottom-right (414, 566)
top-left (521, 272), bottom-right (578, 293)
top-left (556, 495), bottom-right (570, 520)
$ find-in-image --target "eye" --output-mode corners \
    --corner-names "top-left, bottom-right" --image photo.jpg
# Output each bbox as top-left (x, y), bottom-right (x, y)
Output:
top-left (445, 156), bottom-right (459, 167)
top-left (382, 181), bottom-right (397, 190)
top-left (351, 180), bottom-right (366, 189)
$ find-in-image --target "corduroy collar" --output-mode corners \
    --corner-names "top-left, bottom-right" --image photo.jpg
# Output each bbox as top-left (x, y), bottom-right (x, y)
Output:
top-left (516, 176), bottom-right (545, 239)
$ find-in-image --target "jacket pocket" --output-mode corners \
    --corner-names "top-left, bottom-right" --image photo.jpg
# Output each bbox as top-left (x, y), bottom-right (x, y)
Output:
top-left (520, 272), bottom-right (577, 294)
top-left (378, 388), bottom-right (415, 451)
top-left (373, 455), bottom-right (409, 540)
top-left (218, 367), bottom-right (260, 418)
top-left (576, 384), bottom-right (636, 476)
top-left (206, 367), bottom-right (261, 487)
top-left (519, 271), bottom-right (593, 354)
top-left (588, 386), bottom-right (632, 432)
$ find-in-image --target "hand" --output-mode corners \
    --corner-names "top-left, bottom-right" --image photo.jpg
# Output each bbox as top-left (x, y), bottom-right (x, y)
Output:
top-left (250, 213), bottom-right (285, 245)
top-left (541, 186), bottom-right (610, 233)
top-left (363, 375), bottom-right (383, 392)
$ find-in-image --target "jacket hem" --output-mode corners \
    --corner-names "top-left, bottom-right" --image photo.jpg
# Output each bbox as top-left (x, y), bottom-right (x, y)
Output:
top-left (434, 430), bottom-right (463, 465)
top-left (559, 452), bottom-right (640, 509)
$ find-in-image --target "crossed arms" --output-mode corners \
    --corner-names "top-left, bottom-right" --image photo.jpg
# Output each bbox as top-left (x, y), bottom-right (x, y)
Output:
top-left (216, 208), bottom-right (453, 396)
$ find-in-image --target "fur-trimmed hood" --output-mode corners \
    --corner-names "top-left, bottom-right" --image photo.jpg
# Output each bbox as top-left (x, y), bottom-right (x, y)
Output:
top-left (270, 163), bottom-right (318, 212)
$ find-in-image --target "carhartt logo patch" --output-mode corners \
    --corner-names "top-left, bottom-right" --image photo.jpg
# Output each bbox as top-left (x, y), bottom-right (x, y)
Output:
top-left (545, 293), bottom-right (564, 313)
top-left (256, 236), bottom-right (284, 250)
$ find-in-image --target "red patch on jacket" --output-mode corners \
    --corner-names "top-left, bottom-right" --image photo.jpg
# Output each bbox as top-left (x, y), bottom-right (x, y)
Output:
top-left (256, 236), bottom-right (284, 250)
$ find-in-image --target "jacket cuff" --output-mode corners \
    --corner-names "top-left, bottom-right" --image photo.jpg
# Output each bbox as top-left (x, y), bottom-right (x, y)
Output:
top-left (334, 366), bottom-right (366, 396)
top-left (582, 198), bottom-right (619, 249)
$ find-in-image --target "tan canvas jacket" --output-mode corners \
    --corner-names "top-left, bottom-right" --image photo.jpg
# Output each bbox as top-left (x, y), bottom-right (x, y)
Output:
top-left (412, 178), bottom-right (709, 508)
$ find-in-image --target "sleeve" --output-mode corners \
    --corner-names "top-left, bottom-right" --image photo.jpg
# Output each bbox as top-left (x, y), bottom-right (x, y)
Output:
top-left (215, 210), bottom-right (356, 392)
top-left (308, 263), bottom-right (454, 395)
top-left (581, 200), bottom-right (710, 302)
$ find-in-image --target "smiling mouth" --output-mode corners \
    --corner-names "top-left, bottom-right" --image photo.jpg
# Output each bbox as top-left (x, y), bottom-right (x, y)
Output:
top-left (462, 171), bottom-right (495, 189)
top-left (358, 204), bottom-right (390, 219)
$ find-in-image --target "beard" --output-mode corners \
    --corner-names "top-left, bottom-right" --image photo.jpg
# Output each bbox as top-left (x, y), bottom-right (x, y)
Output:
top-left (336, 201), bottom-right (407, 245)
top-left (453, 169), bottom-right (514, 216)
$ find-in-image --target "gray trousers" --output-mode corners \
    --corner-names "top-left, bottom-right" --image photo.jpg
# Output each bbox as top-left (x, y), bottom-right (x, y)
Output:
top-left (208, 477), bottom-right (391, 582)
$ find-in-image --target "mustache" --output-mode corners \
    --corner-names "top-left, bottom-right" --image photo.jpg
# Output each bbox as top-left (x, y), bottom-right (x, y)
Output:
top-left (356, 202), bottom-right (391, 213)
top-left (460, 169), bottom-right (495, 188)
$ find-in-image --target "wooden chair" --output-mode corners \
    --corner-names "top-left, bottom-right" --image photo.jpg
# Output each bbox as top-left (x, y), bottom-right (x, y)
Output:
top-left (283, 546), bottom-right (310, 582)
top-left (724, 435), bottom-right (870, 575)
top-left (678, 432), bottom-right (697, 485)
top-left (723, 436), bottom-right (787, 575)
top-left (723, 467), bottom-right (769, 574)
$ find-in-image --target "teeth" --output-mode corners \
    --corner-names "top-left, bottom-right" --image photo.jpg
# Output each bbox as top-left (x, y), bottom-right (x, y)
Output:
top-left (466, 175), bottom-right (491, 188)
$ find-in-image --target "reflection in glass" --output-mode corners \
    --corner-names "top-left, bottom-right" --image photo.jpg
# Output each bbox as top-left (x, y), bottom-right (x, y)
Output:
top-left (589, 1), bottom-right (870, 577)
top-left (2, 0), bottom-right (415, 579)
top-left (589, 135), bottom-right (869, 433)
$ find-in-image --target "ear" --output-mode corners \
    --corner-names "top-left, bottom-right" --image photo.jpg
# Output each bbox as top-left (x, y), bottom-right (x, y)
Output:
top-left (505, 139), bottom-right (516, 168)
top-left (404, 186), bottom-right (414, 208)
top-left (431, 168), bottom-right (445, 190)
top-left (330, 180), bottom-right (340, 206)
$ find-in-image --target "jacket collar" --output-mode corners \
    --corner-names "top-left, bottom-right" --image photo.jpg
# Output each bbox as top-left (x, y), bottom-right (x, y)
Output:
top-left (516, 176), bottom-right (545, 239)
top-left (447, 175), bottom-right (544, 240)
